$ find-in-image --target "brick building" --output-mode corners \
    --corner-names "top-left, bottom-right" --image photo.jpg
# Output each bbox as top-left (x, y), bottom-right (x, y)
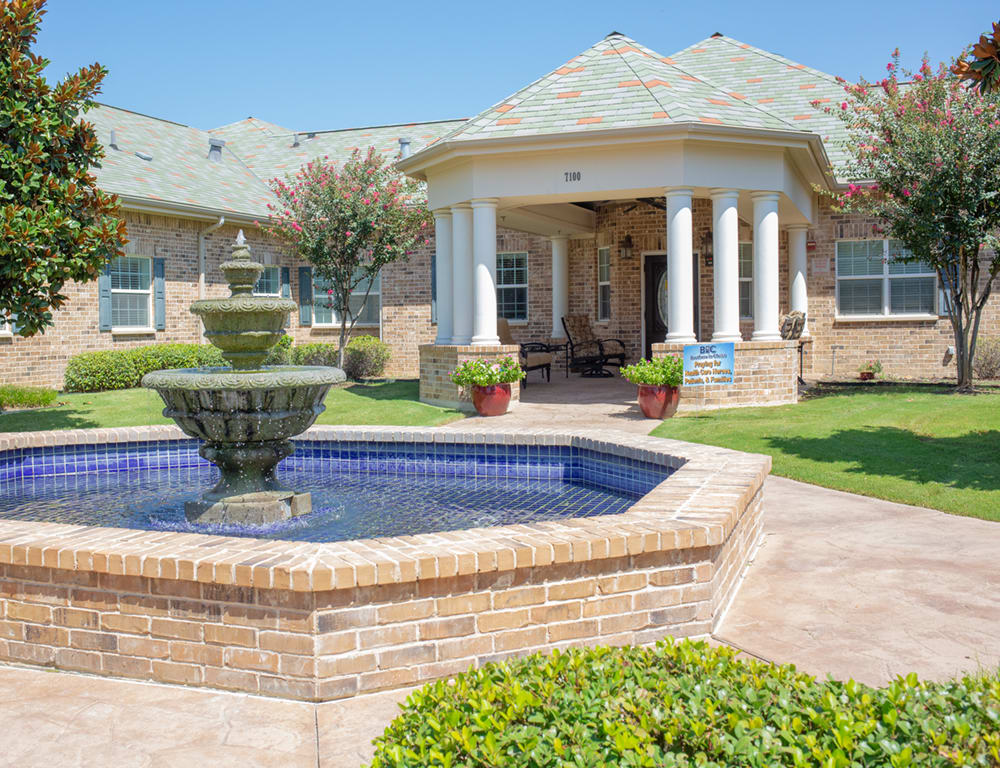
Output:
top-left (2, 32), bottom-right (996, 395)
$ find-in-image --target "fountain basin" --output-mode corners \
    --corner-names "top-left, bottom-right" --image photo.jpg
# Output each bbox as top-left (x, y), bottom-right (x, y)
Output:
top-left (0, 425), bottom-right (768, 702)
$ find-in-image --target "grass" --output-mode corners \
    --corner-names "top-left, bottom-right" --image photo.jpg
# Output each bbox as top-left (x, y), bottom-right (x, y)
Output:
top-left (0, 380), bottom-right (463, 433)
top-left (651, 383), bottom-right (1000, 522)
top-left (0, 385), bottom-right (58, 410)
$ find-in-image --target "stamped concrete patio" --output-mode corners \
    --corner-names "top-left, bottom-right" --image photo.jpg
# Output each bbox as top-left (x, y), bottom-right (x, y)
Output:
top-left (1, 372), bottom-right (997, 766)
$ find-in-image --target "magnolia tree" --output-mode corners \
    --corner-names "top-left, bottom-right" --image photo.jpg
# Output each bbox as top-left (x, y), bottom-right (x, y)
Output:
top-left (953, 21), bottom-right (1000, 94)
top-left (814, 53), bottom-right (1000, 392)
top-left (0, 0), bottom-right (125, 336)
top-left (262, 147), bottom-right (431, 367)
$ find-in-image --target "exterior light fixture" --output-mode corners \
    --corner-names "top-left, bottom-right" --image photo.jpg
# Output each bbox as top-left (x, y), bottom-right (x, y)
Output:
top-left (701, 229), bottom-right (714, 267)
top-left (620, 233), bottom-right (634, 260)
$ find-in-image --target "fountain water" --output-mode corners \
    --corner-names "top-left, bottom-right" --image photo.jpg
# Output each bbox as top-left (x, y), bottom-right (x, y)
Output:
top-left (142, 231), bottom-right (344, 525)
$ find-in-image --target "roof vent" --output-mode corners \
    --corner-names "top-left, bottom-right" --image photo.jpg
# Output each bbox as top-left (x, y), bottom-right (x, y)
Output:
top-left (710, 31), bottom-right (723, 38)
top-left (110, 129), bottom-right (119, 151)
top-left (605, 30), bottom-right (624, 38)
top-left (135, 151), bottom-right (152, 161)
top-left (307, 132), bottom-right (316, 139)
top-left (292, 133), bottom-right (301, 147)
top-left (398, 137), bottom-right (411, 159)
top-left (208, 137), bottom-right (225, 162)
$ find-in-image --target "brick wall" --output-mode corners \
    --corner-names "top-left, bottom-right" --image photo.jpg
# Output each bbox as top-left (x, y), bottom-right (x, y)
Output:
top-left (418, 344), bottom-right (521, 410)
top-left (652, 341), bottom-right (798, 411)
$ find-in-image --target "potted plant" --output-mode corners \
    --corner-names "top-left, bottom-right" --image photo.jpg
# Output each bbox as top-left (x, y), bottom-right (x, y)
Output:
top-left (450, 357), bottom-right (525, 417)
top-left (858, 359), bottom-right (882, 381)
top-left (621, 355), bottom-right (684, 419)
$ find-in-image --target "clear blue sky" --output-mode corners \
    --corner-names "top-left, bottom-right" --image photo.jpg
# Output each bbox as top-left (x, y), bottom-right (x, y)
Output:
top-left (36, 0), bottom-right (998, 131)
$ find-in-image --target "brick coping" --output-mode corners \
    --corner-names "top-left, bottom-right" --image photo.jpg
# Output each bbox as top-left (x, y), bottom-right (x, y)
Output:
top-left (0, 425), bottom-right (770, 594)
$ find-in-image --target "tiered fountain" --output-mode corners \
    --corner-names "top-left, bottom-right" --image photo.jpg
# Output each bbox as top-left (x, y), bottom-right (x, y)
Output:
top-left (142, 231), bottom-right (344, 525)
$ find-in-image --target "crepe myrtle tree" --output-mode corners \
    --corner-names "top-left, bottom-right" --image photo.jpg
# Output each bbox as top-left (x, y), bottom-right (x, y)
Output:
top-left (261, 147), bottom-right (431, 368)
top-left (0, 0), bottom-right (126, 336)
top-left (814, 52), bottom-right (1000, 392)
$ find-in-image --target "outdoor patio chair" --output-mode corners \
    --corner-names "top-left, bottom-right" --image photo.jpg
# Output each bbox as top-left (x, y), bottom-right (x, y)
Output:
top-left (561, 315), bottom-right (627, 378)
top-left (497, 317), bottom-right (552, 387)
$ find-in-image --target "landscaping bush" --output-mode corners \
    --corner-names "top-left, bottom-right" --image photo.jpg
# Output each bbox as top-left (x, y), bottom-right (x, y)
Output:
top-left (342, 334), bottom-right (391, 380)
top-left (973, 336), bottom-right (1000, 380)
top-left (291, 342), bottom-right (339, 367)
top-left (369, 639), bottom-right (1000, 768)
top-left (63, 343), bottom-right (223, 392)
top-left (0, 385), bottom-right (57, 410)
top-left (265, 334), bottom-right (293, 366)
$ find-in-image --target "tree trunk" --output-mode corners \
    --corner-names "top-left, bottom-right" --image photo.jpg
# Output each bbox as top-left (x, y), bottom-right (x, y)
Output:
top-left (337, 287), bottom-right (351, 370)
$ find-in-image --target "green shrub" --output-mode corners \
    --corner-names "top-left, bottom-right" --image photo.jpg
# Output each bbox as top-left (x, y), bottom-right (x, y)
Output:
top-left (63, 343), bottom-right (224, 392)
top-left (621, 354), bottom-right (683, 387)
top-left (369, 639), bottom-right (1000, 768)
top-left (974, 336), bottom-right (1000, 380)
top-left (343, 334), bottom-right (391, 379)
top-left (265, 335), bottom-right (293, 366)
top-left (0, 385), bottom-right (57, 410)
top-left (449, 357), bottom-right (525, 387)
top-left (291, 342), bottom-right (339, 367)
top-left (64, 349), bottom-right (140, 392)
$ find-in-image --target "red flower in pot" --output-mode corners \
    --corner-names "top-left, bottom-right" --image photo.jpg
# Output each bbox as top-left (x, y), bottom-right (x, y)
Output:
top-left (621, 355), bottom-right (683, 419)
top-left (450, 357), bottom-right (525, 417)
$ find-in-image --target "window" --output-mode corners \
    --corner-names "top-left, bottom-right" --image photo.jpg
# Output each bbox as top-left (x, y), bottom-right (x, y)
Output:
top-left (254, 265), bottom-right (280, 296)
top-left (109, 256), bottom-right (152, 329)
top-left (739, 242), bottom-right (753, 319)
top-left (597, 247), bottom-right (611, 321)
top-left (313, 271), bottom-right (380, 326)
top-left (836, 240), bottom-right (937, 317)
top-left (496, 251), bottom-right (528, 321)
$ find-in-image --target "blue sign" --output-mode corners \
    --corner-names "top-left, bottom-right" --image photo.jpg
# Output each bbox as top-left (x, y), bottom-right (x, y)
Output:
top-left (683, 343), bottom-right (735, 387)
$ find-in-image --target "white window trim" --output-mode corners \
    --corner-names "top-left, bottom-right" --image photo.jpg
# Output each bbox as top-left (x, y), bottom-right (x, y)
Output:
top-left (110, 255), bottom-right (153, 332)
top-left (835, 239), bottom-right (939, 319)
top-left (738, 241), bottom-right (753, 320)
top-left (496, 251), bottom-right (529, 324)
top-left (313, 275), bottom-right (381, 327)
top-left (253, 265), bottom-right (281, 297)
top-left (0, 314), bottom-right (11, 336)
top-left (597, 247), bottom-right (611, 322)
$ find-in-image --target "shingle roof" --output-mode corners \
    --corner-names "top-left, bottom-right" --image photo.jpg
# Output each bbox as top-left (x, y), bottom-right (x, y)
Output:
top-left (669, 34), bottom-right (852, 172)
top-left (86, 105), bottom-right (465, 219)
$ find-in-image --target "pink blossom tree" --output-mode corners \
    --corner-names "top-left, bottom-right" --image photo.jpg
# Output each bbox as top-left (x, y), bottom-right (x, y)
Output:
top-left (815, 53), bottom-right (1000, 392)
top-left (261, 147), bottom-right (431, 368)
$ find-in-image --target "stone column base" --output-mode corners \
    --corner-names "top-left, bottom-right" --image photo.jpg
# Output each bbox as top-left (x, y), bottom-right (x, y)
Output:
top-left (419, 344), bottom-right (521, 410)
top-left (652, 340), bottom-right (798, 411)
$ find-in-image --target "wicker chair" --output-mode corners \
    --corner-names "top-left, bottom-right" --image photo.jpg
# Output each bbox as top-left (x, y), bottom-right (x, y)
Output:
top-left (561, 315), bottom-right (627, 377)
top-left (497, 317), bottom-right (552, 387)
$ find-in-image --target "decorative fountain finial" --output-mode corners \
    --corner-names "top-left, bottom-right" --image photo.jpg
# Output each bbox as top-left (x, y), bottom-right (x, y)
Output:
top-left (141, 232), bottom-right (345, 525)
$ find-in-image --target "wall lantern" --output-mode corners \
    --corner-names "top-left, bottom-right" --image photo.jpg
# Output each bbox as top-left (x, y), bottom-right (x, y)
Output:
top-left (619, 233), bottom-right (634, 260)
top-left (700, 229), bottom-right (714, 267)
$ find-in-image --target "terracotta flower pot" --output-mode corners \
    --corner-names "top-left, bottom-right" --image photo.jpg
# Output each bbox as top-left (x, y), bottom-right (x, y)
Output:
top-left (637, 384), bottom-right (679, 419)
top-left (472, 383), bottom-right (511, 417)
top-left (859, 371), bottom-right (875, 381)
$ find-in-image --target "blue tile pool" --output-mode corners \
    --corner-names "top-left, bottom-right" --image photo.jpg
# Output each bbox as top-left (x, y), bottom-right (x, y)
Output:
top-left (0, 440), bottom-right (672, 542)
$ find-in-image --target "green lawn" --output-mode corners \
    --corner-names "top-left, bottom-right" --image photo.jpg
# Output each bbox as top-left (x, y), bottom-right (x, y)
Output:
top-left (0, 380), bottom-right (463, 433)
top-left (651, 383), bottom-right (1000, 522)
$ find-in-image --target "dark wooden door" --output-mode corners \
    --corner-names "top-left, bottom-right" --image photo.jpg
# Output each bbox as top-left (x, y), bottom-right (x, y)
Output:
top-left (643, 253), bottom-right (700, 359)
top-left (643, 254), bottom-right (667, 359)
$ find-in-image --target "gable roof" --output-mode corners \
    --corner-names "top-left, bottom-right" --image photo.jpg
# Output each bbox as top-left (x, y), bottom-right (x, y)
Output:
top-left (669, 34), bottom-right (851, 173)
top-left (438, 32), bottom-right (797, 143)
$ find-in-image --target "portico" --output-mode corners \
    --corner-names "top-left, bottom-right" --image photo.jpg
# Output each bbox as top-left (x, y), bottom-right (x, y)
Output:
top-left (400, 31), bottom-right (834, 411)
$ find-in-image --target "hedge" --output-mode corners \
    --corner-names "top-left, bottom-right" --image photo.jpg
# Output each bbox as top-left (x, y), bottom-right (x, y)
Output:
top-left (369, 639), bottom-right (1000, 768)
top-left (291, 342), bottom-right (339, 367)
top-left (343, 334), bottom-right (391, 380)
top-left (64, 344), bottom-right (224, 392)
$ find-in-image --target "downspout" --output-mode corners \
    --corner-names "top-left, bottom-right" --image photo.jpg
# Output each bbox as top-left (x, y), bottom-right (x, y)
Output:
top-left (198, 216), bottom-right (225, 300)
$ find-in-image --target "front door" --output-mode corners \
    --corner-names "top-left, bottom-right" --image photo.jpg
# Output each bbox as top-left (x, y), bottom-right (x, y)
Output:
top-left (643, 252), bottom-right (700, 359)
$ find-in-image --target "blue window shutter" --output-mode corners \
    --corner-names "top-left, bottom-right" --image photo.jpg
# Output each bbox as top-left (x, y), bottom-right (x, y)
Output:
top-left (281, 266), bottom-right (291, 298)
top-left (153, 257), bottom-right (166, 330)
top-left (298, 266), bottom-right (312, 326)
top-left (98, 263), bottom-right (112, 331)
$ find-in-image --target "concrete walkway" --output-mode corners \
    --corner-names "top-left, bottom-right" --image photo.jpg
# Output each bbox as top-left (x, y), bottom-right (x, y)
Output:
top-left (1, 373), bottom-right (997, 766)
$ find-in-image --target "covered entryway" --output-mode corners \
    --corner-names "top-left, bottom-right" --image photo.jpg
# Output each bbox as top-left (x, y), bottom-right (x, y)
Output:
top-left (642, 251), bottom-right (701, 359)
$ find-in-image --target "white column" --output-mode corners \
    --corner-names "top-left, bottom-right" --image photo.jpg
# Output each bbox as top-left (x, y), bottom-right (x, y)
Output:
top-left (550, 235), bottom-right (569, 339)
top-left (751, 192), bottom-right (781, 341)
top-left (433, 210), bottom-right (453, 344)
top-left (787, 225), bottom-right (810, 337)
top-left (665, 188), bottom-right (696, 344)
top-left (471, 198), bottom-right (500, 346)
top-left (710, 189), bottom-right (742, 342)
top-left (450, 203), bottom-right (473, 345)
